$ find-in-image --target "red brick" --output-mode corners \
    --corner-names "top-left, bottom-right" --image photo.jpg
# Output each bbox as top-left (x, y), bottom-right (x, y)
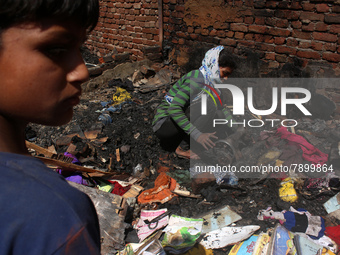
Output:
top-left (323, 52), bottom-right (340, 62)
top-left (245, 34), bottom-right (253, 40)
top-left (311, 41), bottom-right (323, 51)
top-left (299, 41), bottom-right (311, 49)
top-left (178, 38), bottom-right (185, 45)
top-left (226, 31), bottom-right (234, 37)
top-left (239, 40), bottom-right (255, 48)
top-left (302, 23), bottom-right (316, 32)
top-left (235, 32), bottom-right (244, 39)
top-left (329, 24), bottom-right (340, 33)
top-left (265, 17), bottom-right (276, 26)
top-left (275, 46), bottom-right (297, 55)
top-left (313, 32), bottom-right (338, 42)
top-left (264, 35), bottom-right (274, 43)
top-left (274, 37), bottom-right (286, 45)
top-left (254, 17), bottom-right (265, 25)
top-left (316, 3), bottom-right (330, 13)
top-left (324, 43), bottom-right (337, 52)
top-left (276, 54), bottom-right (287, 62)
top-left (291, 2), bottom-right (302, 10)
top-left (217, 30), bottom-right (226, 38)
top-left (300, 12), bottom-right (324, 21)
top-left (267, 27), bottom-right (291, 37)
top-left (325, 14), bottom-right (340, 24)
top-left (189, 34), bottom-right (199, 40)
top-left (292, 30), bottom-right (311, 40)
top-left (287, 38), bottom-right (298, 47)
top-left (201, 29), bottom-right (209, 36)
top-left (230, 23), bottom-right (248, 32)
top-left (315, 22), bottom-right (328, 32)
top-left (276, 19), bottom-right (289, 28)
top-left (266, 1), bottom-right (278, 8)
top-left (302, 3), bottom-right (315, 11)
top-left (175, 5), bottom-right (185, 12)
top-left (265, 52), bottom-right (276, 60)
top-left (220, 38), bottom-right (237, 46)
top-left (291, 21), bottom-right (302, 29)
top-left (288, 11), bottom-right (300, 20)
top-left (245, 17), bottom-right (254, 24)
top-left (249, 25), bottom-right (268, 33)
top-left (209, 29), bottom-right (217, 37)
top-left (175, 31), bottom-right (186, 38)
top-left (254, 34), bottom-right (264, 42)
top-left (213, 22), bottom-right (229, 30)
top-left (334, 5), bottom-right (340, 13)
top-left (297, 50), bottom-right (321, 59)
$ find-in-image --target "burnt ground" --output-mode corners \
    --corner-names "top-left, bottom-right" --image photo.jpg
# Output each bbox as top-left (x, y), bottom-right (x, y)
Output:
top-left (27, 56), bottom-right (340, 253)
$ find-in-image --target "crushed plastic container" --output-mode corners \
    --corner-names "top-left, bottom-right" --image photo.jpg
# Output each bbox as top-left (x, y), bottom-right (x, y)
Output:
top-left (98, 112), bottom-right (112, 125)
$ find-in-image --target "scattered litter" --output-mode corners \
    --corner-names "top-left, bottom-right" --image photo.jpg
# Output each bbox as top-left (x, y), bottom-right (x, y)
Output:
top-left (325, 225), bottom-right (340, 247)
top-left (276, 126), bottom-right (328, 165)
top-left (199, 205), bottom-right (242, 233)
top-left (112, 87), bottom-right (132, 106)
top-left (228, 235), bottom-right (258, 255)
top-left (136, 209), bottom-right (170, 242)
top-left (162, 215), bottom-right (203, 251)
top-left (266, 223), bottom-right (297, 255)
top-left (138, 172), bottom-right (179, 204)
top-left (252, 231), bottom-right (271, 255)
top-left (258, 206), bottom-right (325, 238)
top-left (279, 177), bottom-right (298, 203)
top-left (323, 192), bottom-right (340, 219)
top-left (294, 234), bottom-right (324, 255)
top-left (98, 112), bottom-right (112, 125)
top-left (200, 225), bottom-right (260, 249)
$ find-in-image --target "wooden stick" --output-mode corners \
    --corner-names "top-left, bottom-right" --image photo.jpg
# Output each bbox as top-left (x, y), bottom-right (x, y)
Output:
top-left (36, 156), bottom-right (111, 175)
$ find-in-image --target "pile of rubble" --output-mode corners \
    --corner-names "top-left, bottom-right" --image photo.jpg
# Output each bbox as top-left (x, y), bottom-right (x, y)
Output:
top-left (25, 52), bottom-right (340, 255)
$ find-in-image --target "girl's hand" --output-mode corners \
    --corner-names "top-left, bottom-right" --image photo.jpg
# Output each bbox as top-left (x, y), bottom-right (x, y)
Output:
top-left (197, 132), bottom-right (218, 150)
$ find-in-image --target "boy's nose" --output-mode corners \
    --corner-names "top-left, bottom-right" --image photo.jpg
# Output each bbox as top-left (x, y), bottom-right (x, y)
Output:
top-left (67, 56), bottom-right (89, 84)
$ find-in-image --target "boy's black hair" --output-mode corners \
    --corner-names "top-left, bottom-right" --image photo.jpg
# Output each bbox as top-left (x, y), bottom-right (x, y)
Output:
top-left (0, 0), bottom-right (99, 31)
top-left (219, 48), bottom-right (237, 70)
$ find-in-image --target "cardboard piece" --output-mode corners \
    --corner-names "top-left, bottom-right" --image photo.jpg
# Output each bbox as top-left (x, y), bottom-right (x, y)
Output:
top-left (199, 205), bottom-right (242, 234)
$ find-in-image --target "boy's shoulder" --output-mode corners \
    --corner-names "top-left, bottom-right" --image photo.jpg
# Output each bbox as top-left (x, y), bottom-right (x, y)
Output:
top-left (0, 152), bottom-right (100, 254)
top-left (0, 152), bottom-right (91, 207)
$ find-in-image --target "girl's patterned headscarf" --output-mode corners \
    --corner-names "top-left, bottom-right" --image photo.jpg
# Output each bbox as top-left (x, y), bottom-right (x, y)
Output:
top-left (199, 45), bottom-right (224, 88)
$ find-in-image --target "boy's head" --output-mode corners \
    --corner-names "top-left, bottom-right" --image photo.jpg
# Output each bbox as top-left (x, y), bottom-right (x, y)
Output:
top-left (0, 0), bottom-right (99, 36)
top-left (219, 49), bottom-right (236, 79)
top-left (0, 0), bottom-right (99, 127)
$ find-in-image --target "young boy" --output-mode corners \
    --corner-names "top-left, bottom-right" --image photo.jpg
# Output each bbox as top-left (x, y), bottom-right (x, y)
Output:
top-left (0, 1), bottom-right (101, 254)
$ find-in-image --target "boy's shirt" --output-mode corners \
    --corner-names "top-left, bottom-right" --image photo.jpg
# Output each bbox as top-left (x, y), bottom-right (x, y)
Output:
top-left (0, 152), bottom-right (101, 255)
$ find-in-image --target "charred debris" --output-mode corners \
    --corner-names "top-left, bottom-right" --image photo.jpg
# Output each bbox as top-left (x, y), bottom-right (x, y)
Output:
top-left (25, 49), bottom-right (340, 254)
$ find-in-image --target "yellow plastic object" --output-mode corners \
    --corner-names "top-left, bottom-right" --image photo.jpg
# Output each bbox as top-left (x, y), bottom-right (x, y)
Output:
top-left (279, 177), bottom-right (298, 203)
top-left (319, 247), bottom-right (336, 255)
top-left (112, 87), bottom-right (131, 106)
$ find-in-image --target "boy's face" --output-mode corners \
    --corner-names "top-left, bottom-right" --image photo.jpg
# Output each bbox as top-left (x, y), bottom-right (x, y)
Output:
top-left (0, 19), bottom-right (89, 126)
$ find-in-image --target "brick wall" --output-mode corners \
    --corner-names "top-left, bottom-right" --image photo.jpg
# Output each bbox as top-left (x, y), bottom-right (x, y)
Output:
top-left (85, 0), bottom-right (161, 61)
top-left (86, 0), bottom-right (340, 77)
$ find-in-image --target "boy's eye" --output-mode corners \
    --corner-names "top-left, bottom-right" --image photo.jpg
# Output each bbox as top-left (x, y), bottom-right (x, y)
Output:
top-left (44, 46), bottom-right (68, 57)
